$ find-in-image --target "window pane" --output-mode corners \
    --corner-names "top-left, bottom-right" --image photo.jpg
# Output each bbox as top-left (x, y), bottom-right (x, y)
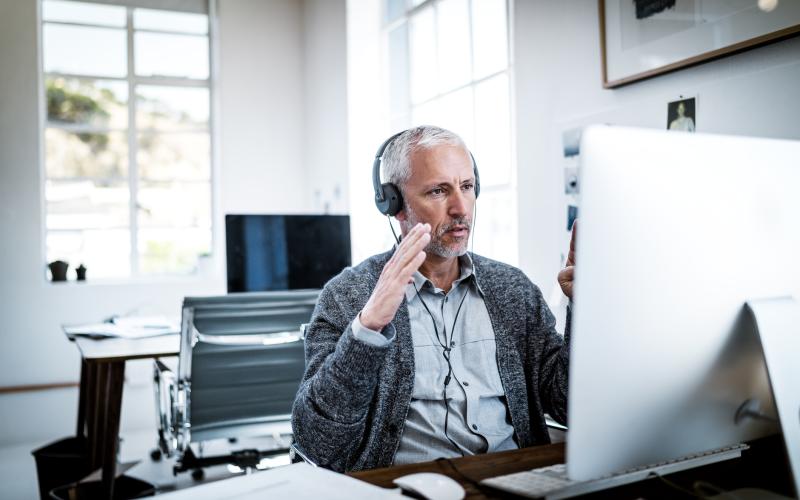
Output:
top-left (46, 180), bottom-right (129, 230)
top-left (137, 182), bottom-right (211, 228)
top-left (137, 132), bottom-right (210, 181)
top-left (46, 77), bottom-right (128, 128)
top-left (138, 227), bottom-right (211, 275)
top-left (436, 0), bottom-right (471, 92)
top-left (385, 0), bottom-right (406, 24)
top-left (411, 99), bottom-right (440, 127)
top-left (472, 0), bottom-right (508, 79)
top-left (46, 129), bottom-right (128, 178)
top-left (409, 6), bottom-right (437, 104)
top-left (136, 85), bottom-right (209, 130)
top-left (134, 32), bottom-right (209, 79)
top-left (43, 24), bottom-right (127, 78)
top-left (472, 188), bottom-right (517, 265)
top-left (388, 25), bottom-right (410, 117)
top-left (474, 73), bottom-right (511, 186)
top-left (133, 9), bottom-right (208, 34)
top-left (47, 229), bottom-right (131, 279)
top-left (437, 87), bottom-right (474, 147)
top-left (43, 0), bottom-right (126, 27)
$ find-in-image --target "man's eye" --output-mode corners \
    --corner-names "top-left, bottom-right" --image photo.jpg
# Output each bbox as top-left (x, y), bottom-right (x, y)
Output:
top-left (430, 188), bottom-right (444, 196)
top-left (462, 183), bottom-right (474, 191)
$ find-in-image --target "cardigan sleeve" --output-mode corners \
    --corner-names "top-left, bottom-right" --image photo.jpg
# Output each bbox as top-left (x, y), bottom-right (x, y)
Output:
top-left (291, 280), bottom-right (393, 471)
top-left (528, 283), bottom-right (570, 425)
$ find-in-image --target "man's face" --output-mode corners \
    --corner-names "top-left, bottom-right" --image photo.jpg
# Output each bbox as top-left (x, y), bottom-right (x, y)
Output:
top-left (397, 144), bottom-right (476, 258)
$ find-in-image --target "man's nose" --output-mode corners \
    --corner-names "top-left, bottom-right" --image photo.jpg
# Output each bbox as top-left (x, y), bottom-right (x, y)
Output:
top-left (448, 189), bottom-right (469, 217)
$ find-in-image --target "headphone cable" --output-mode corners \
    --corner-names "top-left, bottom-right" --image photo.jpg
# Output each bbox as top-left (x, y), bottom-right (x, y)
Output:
top-left (412, 277), bottom-right (470, 456)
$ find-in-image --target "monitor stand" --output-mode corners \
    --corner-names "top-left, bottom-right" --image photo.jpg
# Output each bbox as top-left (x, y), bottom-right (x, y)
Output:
top-left (745, 297), bottom-right (800, 499)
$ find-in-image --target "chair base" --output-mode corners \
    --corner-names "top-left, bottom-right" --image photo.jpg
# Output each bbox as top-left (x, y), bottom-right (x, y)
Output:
top-left (173, 446), bottom-right (291, 476)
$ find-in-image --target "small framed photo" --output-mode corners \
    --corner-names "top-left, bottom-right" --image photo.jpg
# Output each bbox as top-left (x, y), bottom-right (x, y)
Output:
top-left (564, 167), bottom-right (579, 195)
top-left (567, 205), bottom-right (579, 232)
top-left (562, 128), bottom-right (582, 158)
top-left (667, 97), bottom-right (696, 132)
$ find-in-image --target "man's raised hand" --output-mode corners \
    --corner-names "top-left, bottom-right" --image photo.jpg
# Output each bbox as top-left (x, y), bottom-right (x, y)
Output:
top-left (360, 223), bottom-right (431, 331)
top-left (558, 220), bottom-right (577, 300)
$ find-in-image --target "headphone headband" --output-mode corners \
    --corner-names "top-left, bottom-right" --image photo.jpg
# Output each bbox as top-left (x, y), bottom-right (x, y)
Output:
top-left (372, 129), bottom-right (480, 216)
top-left (372, 131), bottom-right (405, 203)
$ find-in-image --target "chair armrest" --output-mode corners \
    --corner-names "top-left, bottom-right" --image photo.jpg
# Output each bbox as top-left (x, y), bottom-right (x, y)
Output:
top-left (289, 443), bottom-right (318, 467)
top-left (544, 414), bottom-right (567, 444)
top-left (153, 359), bottom-right (178, 456)
top-left (544, 414), bottom-right (567, 431)
top-left (195, 330), bottom-right (303, 346)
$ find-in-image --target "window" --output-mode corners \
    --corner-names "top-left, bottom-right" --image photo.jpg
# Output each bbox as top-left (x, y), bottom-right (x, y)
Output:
top-left (42, 0), bottom-right (212, 279)
top-left (383, 0), bottom-right (517, 265)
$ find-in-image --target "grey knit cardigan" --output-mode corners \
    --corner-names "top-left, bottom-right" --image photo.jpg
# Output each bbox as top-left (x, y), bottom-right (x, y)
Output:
top-left (291, 249), bottom-right (570, 472)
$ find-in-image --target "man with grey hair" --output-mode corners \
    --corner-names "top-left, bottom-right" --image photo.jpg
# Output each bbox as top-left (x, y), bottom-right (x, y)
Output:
top-left (292, 125), bottom-right (575, 472)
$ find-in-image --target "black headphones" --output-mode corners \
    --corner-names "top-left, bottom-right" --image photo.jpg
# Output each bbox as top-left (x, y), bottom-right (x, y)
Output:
top-left (372, 129), bottom-right (481, 216)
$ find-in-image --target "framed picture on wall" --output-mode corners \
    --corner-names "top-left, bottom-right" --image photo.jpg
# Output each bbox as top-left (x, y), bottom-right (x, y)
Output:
top-left (599, 0), bottom-right (800, 88)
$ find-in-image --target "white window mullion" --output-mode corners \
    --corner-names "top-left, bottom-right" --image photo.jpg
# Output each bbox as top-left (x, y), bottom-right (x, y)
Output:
top-left (126, 7), bottom-right (138, 276)
top-left (467, 0), bottom-right (477, 149)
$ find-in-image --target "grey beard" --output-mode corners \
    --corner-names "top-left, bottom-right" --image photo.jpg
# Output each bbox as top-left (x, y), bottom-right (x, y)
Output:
top-left (401, 206), bottom-right (471, 258)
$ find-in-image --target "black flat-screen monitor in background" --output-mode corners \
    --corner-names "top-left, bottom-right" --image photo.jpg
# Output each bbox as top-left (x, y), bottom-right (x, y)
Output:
top-left (225, 214), bottom-right (352, 292)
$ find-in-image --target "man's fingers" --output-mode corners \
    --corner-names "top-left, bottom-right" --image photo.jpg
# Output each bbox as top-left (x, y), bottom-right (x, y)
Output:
top-left (565, 249), bottom-right (576, 268)
top-left (392, 224), bottom-right (430, 269)
top-left (400, 250), bottom-right (427, 279)
top-left (566, 220), bottom-right (578, 267)
top-left (569, 220), bottom-right (578, 252)
top-left (394, 234), bottom-right (429, 278)
top-left (558, 266), bottom-right (575, 282)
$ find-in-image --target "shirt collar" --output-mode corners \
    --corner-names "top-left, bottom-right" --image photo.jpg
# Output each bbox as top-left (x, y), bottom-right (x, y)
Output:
top-left (404, 253), bottom-right (483, 302)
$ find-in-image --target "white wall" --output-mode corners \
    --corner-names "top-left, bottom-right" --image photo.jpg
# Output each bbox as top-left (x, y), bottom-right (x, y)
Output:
top-left (218, 0), bottom-right (308, 215)
top-left (304, 0), bottom-right (349, 215)
top-left (0, 0), bottom-right (348, 447)
top-left (218, 0), bottom-right (348, 217)
top-left (346, 0), bottom-right (399, 263)
top-left (513, 0), bottom-right (800, 296)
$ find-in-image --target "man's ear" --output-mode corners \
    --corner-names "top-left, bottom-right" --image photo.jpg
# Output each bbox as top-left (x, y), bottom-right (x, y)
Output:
top-left (395, 208), bottom-right (407, 222)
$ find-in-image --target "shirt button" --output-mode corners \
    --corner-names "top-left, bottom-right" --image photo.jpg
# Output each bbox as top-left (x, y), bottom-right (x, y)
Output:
top-left (450, 340), bottom-right (455, 347)
top-left (463, 381), bottom-right (469, 386)
top-left (472, 424), bottom-right (478, 431)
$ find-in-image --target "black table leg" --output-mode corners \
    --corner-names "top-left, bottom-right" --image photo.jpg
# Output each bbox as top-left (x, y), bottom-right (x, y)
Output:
top-left (100, 360), bottom-right (125, 499)
top-left (76, 359), bottom-right (90, 438)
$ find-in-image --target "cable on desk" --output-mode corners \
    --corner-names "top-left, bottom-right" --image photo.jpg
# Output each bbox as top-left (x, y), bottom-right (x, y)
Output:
top-left (647, 471), bottom-right (733, 500)
top-left (436, 457), bottom-right (493, 496)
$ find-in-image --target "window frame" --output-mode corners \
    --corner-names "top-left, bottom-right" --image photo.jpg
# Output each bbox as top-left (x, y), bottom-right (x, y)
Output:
top-left (381, 0), bottom-right (518, 263)
top-left (38, 0), bottom-right (219, 283)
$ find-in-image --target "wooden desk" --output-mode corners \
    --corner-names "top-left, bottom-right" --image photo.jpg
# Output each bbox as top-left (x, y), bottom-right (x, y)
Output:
top-left (70, 334), bottom-right (179, 499)
top-left (352, 436), bottom-right (794, 499)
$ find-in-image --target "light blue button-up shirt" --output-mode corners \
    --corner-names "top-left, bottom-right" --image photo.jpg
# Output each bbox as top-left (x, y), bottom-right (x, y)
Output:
top-left (352, 253), bottom-right (517, 464)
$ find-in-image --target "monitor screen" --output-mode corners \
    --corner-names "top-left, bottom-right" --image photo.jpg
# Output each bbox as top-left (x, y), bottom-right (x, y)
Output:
top-left (225, 214), bottom-right (351, 292)
top-left (568, 125), bottom-right (797, 482)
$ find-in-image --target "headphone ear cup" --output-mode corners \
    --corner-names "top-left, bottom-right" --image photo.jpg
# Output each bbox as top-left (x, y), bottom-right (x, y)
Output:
top-left (471, 153), bottom-right (480, 199)
top-left (375, 183), bottom-right (403, 216)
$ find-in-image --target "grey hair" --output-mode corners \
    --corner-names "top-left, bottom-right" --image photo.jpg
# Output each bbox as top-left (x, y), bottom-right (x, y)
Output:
top-left (381, 125), bottom-right (467, 190)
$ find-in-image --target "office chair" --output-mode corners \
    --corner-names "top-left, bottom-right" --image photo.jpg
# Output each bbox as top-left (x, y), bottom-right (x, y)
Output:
top-left (152, 290), bottom-right (318, 478)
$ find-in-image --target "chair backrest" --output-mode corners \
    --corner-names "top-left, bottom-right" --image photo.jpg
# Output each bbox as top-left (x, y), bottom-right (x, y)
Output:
top-left (173, 290), bottom-right (319, 450)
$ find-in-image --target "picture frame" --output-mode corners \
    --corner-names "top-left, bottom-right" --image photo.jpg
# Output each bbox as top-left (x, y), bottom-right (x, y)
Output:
top-left (599, 0), bottom-right (800, 88)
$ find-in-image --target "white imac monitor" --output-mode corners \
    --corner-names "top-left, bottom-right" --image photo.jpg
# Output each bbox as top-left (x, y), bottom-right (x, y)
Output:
top-left (568, 126), bottom-right (800, 483)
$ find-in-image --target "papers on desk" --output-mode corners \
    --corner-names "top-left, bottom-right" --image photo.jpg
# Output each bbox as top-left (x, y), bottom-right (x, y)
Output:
top-left (64, 316), bottom-right (180, 339)
top-left (154, 463), bottom-right (400, 499)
